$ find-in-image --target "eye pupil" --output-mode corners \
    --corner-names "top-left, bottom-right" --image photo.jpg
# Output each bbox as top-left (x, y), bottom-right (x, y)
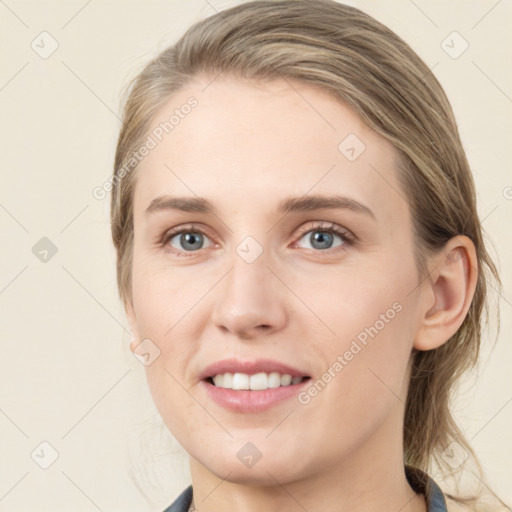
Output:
top-left (311, 231), bottom-right (333, 250)
top-left (181, 232), bottom-right (203, 250)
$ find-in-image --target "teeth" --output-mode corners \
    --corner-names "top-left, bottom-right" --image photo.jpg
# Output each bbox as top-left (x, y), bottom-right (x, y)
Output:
top-left (250, 372), bottom-right (269, 390)
top-left (210, 372), bottom-right (306, 390)
top-left (232, 373), bottom-right (249, 390)
top-left (223, 373), bottom-right (233, 388)
top-left (281, 374), bottom-right (292, 386)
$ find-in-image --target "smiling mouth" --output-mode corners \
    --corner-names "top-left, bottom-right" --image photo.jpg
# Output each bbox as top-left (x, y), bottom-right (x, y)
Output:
top-left (205, 372), bottom-right (311, 391)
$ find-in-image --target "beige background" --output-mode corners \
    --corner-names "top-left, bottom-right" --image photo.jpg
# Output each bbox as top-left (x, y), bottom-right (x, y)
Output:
top-left (0, 0), bottom-right (511, 510)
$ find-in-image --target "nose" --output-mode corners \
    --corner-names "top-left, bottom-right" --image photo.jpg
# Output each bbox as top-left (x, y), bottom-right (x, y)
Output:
top-left (211, 247), bottom-right (287, 340)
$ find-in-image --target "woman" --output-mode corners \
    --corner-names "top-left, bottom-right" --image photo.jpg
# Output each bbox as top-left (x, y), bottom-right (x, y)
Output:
top-left (110, 1), bottom-right (507, 510)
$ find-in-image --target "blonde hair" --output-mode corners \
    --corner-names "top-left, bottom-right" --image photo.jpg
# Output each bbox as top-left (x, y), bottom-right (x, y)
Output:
top-left (111, 0), bottom-right (504, 506)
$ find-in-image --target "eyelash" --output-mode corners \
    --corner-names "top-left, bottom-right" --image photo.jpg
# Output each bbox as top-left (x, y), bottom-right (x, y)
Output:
top-left (158, 222), bottom-right (356, 258)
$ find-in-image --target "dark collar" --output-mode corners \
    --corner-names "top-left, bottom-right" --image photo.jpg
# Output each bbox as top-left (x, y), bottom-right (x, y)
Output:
top-left (163, 485), bottom-right (192, 512)
top-left (163, 466), bottom-right (448, 512)
top-left (405, 465), bottom-right (448, 511)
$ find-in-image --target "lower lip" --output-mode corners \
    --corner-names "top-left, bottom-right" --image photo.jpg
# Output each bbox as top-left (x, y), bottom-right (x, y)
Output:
top-left (201, 379), bottom-right (310, 413)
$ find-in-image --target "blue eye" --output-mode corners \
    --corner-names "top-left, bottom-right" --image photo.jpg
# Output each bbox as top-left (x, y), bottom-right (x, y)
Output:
top-left (159, 222), bottom-right (355, 257)
top-left (292, 222), bottom-right (355, 254)
top-left (296, 229), bottom-right (347, 251)
top-left (165, 230), bottom-right (213, 253)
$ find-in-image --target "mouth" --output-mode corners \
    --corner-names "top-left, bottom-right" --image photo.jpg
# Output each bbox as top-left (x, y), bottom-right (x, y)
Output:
top-left (205, 372), bottom-right (311, 390)
top-left (199, 358), bottom-right (311, 412)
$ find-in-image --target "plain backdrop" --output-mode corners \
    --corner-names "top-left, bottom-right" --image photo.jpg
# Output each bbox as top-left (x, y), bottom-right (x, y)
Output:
top-left (0, 0), bottom-right (511, 510)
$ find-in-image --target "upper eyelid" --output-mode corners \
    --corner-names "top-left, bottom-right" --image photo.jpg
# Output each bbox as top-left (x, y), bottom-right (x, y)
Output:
top-left (294, 222), bottom-right (356, 245)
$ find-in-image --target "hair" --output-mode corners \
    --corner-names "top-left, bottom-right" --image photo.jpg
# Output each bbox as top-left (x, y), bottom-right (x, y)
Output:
top-left (110, 0), bottom-right (505, 507)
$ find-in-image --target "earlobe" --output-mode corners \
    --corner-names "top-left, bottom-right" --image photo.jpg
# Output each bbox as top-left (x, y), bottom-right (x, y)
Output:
top-left (413, 235), bottom-right (478, 351)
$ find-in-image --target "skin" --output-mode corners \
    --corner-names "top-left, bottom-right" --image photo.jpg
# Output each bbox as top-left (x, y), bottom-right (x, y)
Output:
top-left (125, 75), bottom-right (477, 512)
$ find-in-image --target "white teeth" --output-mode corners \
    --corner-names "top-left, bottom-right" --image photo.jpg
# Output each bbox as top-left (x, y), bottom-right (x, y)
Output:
top-left (211, 372), bottom-right (306, 390)
top-left (268, 372), bottom-right (281, 388)
top-left (249, 372), bottom-right (267, 390)
top-left (280, 374), bottom-right (292, 386)
top-left (232, 373), bottom-right (250, 390)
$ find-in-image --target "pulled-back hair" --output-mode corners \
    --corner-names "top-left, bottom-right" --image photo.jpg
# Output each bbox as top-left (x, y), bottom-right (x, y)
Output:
top-left (111, 1), bottom-right (503, 507)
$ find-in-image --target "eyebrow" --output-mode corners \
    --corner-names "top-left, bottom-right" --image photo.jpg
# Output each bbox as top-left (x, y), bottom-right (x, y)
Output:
top-left (145, 194), bottom-right (375, 219)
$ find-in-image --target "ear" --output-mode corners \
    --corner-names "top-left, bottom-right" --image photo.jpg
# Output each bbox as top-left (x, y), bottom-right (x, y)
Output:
top-left (413, 235), bottom-right (478, 351)
top-left (124, 297), bottom-right (141, 353)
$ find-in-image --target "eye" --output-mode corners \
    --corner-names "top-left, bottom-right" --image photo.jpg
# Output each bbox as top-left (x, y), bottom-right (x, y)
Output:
top-left (160, 225), bottom-right (214, 255)
top-left (158, 221), bottom-right (355, 257)
top-left (293, 222), bottom-right (354, 253)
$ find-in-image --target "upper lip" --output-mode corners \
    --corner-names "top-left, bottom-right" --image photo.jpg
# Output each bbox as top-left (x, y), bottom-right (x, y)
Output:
top-left (199, 358), bottom-right (310, 380)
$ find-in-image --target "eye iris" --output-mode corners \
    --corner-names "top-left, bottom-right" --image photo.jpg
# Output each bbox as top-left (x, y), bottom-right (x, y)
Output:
top-left (311, 231), bottom-right (333, 250)
top-left (180, 232), bottom-right (203, 250)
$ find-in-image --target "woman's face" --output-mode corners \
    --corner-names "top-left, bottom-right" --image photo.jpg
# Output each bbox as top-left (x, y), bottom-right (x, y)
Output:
top-left (127, 76), bottom-right (426, 485)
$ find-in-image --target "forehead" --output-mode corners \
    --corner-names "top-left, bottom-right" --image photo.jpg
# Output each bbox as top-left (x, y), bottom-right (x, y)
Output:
top-left (132, 76), bottom-right (407, 222)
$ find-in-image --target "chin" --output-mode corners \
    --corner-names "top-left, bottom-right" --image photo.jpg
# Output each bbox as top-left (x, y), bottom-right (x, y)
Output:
top-left (191, 444), bottom-right (311, 487)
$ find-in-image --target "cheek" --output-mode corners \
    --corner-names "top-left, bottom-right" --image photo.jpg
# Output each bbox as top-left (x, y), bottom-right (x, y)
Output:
top-left (131, 270), bottom-right (196, 376)
top-left (306, 257), bottom-right (417, 424)
top-left (310, 254), bottom-right (416, 352)
top-left (130, 251), bottom-right (225, 425)
top-left (297, 303), bottom-right (415, 462)
top-left (130, 249), bottom-right (200, 337)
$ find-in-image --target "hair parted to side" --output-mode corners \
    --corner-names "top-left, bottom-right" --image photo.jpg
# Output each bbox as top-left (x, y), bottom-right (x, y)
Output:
top-left (111, 0), bottom-right (504, 507)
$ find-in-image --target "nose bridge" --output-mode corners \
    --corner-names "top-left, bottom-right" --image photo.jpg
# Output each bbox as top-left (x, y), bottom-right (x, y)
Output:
top-left (225, 235), bottom-right (271, 303)
top-left (211, 233), bottom-right (286, 336)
